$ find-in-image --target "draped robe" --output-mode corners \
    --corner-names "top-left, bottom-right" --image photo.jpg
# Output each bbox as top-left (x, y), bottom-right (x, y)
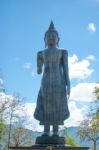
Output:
top-left (34, 48), bottom-right (70, 125)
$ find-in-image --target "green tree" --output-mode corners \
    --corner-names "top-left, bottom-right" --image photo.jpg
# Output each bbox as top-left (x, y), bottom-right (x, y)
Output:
top-left (10, 119), bottom-right (33, 147)
top-left (61, 126), bottom-right (79, 147)
top-left (0, 121), bottom-right (5, 141)
top-left (65, 135), bottom-right (79, 147)
top-left (0, 74), bottom-right (28, 149)
top-left (78, 85), bottom-right (99, 150)
top-left (0, 74), bottom-right (9, 149)
top-left (7, 93), bottom-right (26, 149)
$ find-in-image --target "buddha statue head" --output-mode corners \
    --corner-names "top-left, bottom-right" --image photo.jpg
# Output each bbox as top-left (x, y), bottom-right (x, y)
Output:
top-left (44, 21), bottom-right (60, 48)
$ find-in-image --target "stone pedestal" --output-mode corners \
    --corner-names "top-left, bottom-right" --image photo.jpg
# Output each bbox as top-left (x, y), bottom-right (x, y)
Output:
top-left (35, 136), bottom-right (66, 145)
top-left (9, 145), bottom-right (89, 150)
top-left (9, 136), bottom-right (89, 150)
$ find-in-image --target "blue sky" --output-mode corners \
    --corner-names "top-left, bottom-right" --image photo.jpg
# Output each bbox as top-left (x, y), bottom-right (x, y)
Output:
top-left (0, 0), bottom-right (99, 100)
top-left (0, 0), bottom-right (99, 129)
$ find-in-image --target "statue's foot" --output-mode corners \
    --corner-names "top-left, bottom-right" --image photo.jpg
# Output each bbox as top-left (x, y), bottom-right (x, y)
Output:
top-left (52, 132), bottom-right (59, 137)
top-left (42, 132), bottom-right (50, 136)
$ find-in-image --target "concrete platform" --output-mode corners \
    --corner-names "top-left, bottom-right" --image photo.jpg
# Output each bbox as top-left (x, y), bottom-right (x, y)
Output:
top-left (9, 145), bottom-right (89, 150)
top-left (35, 136), bottom-right (66, 145)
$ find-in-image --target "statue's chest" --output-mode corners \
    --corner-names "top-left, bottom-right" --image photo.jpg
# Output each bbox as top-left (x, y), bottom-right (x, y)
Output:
top-left (43, 51), bottom-right (62, 64)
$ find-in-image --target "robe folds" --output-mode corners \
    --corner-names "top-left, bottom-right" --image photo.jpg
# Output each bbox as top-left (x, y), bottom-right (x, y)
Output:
top-left (34, 48), bottom-right (70, 125)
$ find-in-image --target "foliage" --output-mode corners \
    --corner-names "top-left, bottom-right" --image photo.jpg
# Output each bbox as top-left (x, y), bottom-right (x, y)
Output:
top-left (0, 77), bottom-right (27, 148)
top-left (0, 75), bottom-right (9, 119)
top-left (78, 116), bottom-right (99, 142)
top-left (0, 74), bottom-right (30, 148)
top-left (0, 75), bottom-right (8, 144)
top-left (61, 126), bottom-right (79, 147)
top-left (10, 126), bottom-right (33, 147)
top-left (93, 86), bottom-right (99, 113)
top-left (65, 135), bottom-right (79, 147)
top-left (94, 85), bottom-right (99, 100)
top-left (78, 85), bottom-right (99, 150)
top-left (0, 121), bottom-right (5, 141)
top-left (7, 94), bottom-right (26, 148)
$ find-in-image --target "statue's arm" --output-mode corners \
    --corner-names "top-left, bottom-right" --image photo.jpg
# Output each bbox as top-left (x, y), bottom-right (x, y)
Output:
top-left (62, 50), bottom-right (70, 96)
top-left (37, 51), bottom-right (43, 74)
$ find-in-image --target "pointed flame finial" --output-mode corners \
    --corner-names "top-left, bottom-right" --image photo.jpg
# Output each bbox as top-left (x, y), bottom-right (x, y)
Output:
top-left (48, 20), bottom-right (56, 31)
top-left (44, 21), bottom-right (60, 47)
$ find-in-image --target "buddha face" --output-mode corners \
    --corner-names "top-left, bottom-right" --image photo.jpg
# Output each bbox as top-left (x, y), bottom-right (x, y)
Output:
top-left (45, 31), bottom-right (59, 47)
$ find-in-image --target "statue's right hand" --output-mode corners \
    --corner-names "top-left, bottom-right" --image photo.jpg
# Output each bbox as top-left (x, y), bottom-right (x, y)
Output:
top-left (37, 68), bottom-right (42, 74)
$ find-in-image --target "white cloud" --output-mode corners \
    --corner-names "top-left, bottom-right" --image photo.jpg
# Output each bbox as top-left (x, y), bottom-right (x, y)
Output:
top-left (24, 54), bottom-right (95, 80)
top-left (87, 55), bottom-right (96, 61)
top-left (24, 102), bottom-right (36, 119)
top-left (23, 101), bottom-right (88, 131)
top-left (1, 80), bottom-right (98, 131)
top-left (32, 70), bottom-right (37, 77)
top-left (64, 101), bottom-right (88, 127)
top-left (0, 78), bottom-right (3, 85)
top-left (70, 82), bottom-right (99, 102)
top-left (23, 62), bottom-right (32, 69)
top-left (0, 83), bottom-right (99, 132)
top-left (0, 92), bottom-right (13, 122)
top-left (0, 92), bottom-right (13, 107)
top-left (0, 78), bottom-right (4, 92)
top-left (88, 23), bottom-right (96, 33)
top-left (23, 102), bottom-right (43, 131)
top-left (19, 82), bottom-right (99, 131)
top-left (69, 54), bottom-right (95, 80)
top-left (0, 92), bottom-right (27, 124)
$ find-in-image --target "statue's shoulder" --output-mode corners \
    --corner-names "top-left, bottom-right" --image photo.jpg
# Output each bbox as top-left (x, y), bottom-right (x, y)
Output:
top-left (60, 49), bottom-right (68, 55)
top-left (37, 49), bottom-right (47, 54)
top-left (37, 50), bottom-right (43, 54)
top-left (37, 50), bottom-right (45, 56)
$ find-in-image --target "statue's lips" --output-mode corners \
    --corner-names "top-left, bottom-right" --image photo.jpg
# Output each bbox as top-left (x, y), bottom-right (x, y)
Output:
top-left (48, 39), bottom-right (55, 44)
top-left (48, 39), bottom-right (54, 41)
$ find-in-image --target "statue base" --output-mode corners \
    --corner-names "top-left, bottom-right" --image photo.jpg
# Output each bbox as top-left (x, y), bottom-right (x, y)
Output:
top-left (35, 135), bottom-right (66, 145)
top-left (9, 145), bottom-right (89, 150)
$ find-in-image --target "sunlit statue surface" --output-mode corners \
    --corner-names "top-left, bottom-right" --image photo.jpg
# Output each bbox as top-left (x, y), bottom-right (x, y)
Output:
top-left (34, 21), bottom-right (70, 139)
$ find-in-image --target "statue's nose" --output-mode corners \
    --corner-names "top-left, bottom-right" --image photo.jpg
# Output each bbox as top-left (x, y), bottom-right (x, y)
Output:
top-left (49, 35), bottom-right (53, 39)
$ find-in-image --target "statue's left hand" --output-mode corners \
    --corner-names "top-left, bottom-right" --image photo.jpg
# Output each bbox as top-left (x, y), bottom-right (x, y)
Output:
top-left (67, 94), bottom-right (70, 100)
top-left (67, 86), bottom-right (70, 100)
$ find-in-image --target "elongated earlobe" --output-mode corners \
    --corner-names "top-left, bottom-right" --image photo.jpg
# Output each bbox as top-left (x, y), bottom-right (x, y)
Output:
top-left (44, 38), bottom-right (47, 48)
